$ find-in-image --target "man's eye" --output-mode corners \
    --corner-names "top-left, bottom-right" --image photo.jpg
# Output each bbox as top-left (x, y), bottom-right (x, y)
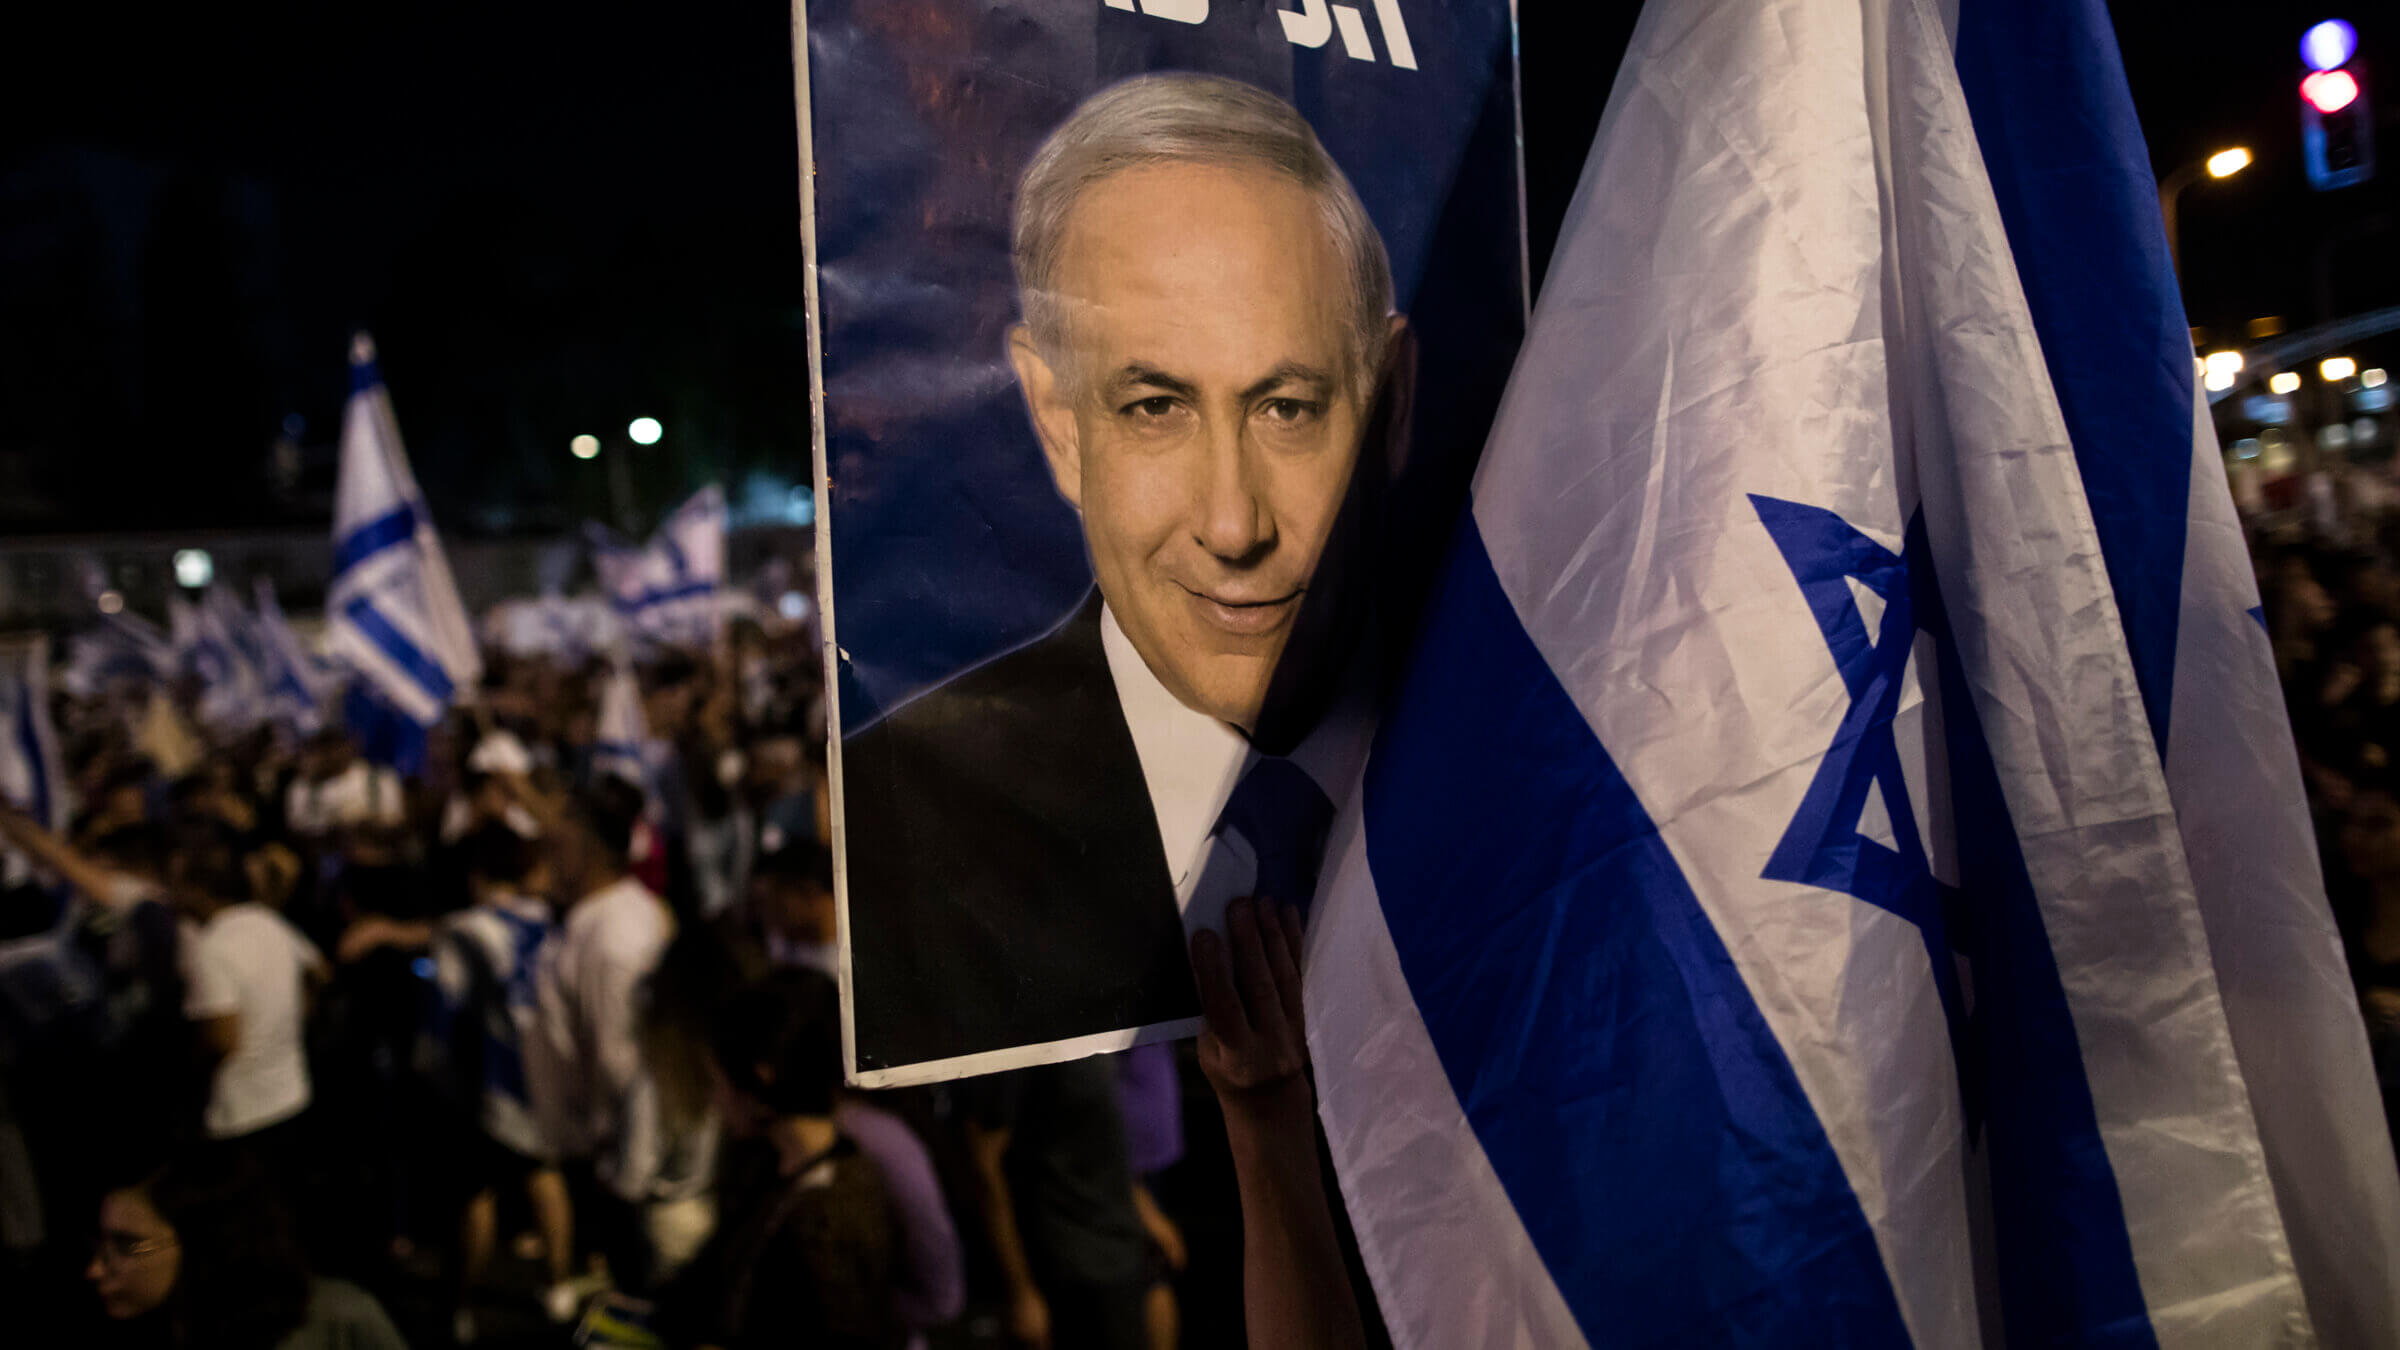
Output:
top-left (1122, 396), bottom-right (1179, 419)
top-left (1258, 398), bottom-right (1320, 425)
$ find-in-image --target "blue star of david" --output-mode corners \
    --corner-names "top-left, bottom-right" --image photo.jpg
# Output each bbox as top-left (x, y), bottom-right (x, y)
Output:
top-left (1750, 495), bottom-right (1972, 1081)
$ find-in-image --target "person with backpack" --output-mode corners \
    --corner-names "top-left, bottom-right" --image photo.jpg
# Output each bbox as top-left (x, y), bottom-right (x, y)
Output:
top-left (656, 968), bottom-right (905, 1350)
top-left (421, 822), bottom-right (579, 1338)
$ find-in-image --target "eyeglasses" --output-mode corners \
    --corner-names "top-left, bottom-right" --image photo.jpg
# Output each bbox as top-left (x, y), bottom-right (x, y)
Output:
top-left (92, 1233), bottom-right (177, 1268)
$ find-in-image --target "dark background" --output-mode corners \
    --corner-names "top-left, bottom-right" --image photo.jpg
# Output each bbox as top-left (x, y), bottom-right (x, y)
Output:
top-left (0, 0), bottom-right (2391, 538)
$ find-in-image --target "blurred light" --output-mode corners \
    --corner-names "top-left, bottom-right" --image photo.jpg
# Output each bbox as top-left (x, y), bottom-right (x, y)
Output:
top-left (2303, 69), bottom-right (2360, 115)
top-left (2302, 19), bottom-right (2358, 72)
top-left (787, 485), bottom-right (817, 527)
top-left (2204, 366), bottom-right (2238, 393)
top-left (97, 589), bottom-right (124, 614)
top-left (2364, 367), bottom-right (2389, 389)
top-left (2232, 438), bottom-right (2262, 460)
top-left (778, 590), bottom-right (810, 621)
top-left (172, 549), bottom-right (213, 590)
top-left (2242, 395), bottom-right (2295, 424)
top-left (628, 417), bottom-right (663, 445)
top-left (2260, 426), bottom-right (2291, 449)
top-left (2204, 147), bottom-right (2252, 179)
top-left (2359, 385), bottom-right (2396, 413)
top-left (2269, 371), bottom-right (2303, 395)
top-left (2321, 423), bottom-right (2354, 451)
top-left (570, 434), bottom-right (600, 460)
top-left (2322, 356), bottom-right (2359, 382)
top-left (412, 956), bottom-right (437, 981)
top-left (2202, 349), bottom-right (2243, 392)
top-left (2355, 417), bottom-right (2381, 446)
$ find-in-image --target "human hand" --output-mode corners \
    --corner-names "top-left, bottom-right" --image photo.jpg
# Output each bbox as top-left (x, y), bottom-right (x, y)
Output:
top-left (334, 916), bottom-right (392, 964)
top-left (1191, 897), bottom-right (1311, 1127)
top-left (1007, 1283), bottom-right (1052, 1350)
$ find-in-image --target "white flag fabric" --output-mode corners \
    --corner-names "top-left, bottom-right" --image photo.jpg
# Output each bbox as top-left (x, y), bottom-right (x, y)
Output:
top-left (591, 662), bottom-right (651, 790)
top-left (1306, 0), bottom-right (2384, 1346)
top-left (172, 591), bottom-right (263, 732)
top-left (63, 610), bottom-right (172, 699)
top-left (588, 484), bottom-right (727, 650)
top-left (325, 334), bottom-right (481, 731)
top-left (0, 637), bottom-right (65, 833)
top-left (482, 594), bottom-right (621, 664)
top-left (252, 580), bottom-right (330, 734)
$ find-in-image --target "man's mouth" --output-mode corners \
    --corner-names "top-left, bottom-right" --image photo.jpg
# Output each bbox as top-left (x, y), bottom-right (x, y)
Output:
top-left (1177, 582), bottom-right (1304, 636)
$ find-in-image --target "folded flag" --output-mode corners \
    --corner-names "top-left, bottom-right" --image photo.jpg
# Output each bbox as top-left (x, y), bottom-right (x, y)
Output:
top-left (588, 484), bottom-right (727, 651)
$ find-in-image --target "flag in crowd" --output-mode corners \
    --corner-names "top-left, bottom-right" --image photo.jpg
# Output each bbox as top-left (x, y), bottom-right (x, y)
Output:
top-left (252, 578), bottom-right (331, 734)
top-left (589, 484), bottom-right (728, 650)
top-left (591, 661), bottom-right (651, 790)
top-left (62, 608), bottom-right (172, 699)
top-left (1306, 0), bottom-right (2398, 1347)
top-left (325, 332), bottom-right (482, 771)
top-left (0, 637), bottom-right (65, 834)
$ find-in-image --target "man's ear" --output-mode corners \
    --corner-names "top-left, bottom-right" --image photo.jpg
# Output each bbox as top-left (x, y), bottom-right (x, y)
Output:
top-left (1008, 324), bottom-right (1083, 513)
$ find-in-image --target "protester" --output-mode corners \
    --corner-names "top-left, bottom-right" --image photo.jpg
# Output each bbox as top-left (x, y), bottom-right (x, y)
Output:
top-left (656, 968), bottom-right (903, 1350)
top-left (86, 1151), bottom-right (406, 1350)
top-left (169, 819), bottom-right (326, 1153)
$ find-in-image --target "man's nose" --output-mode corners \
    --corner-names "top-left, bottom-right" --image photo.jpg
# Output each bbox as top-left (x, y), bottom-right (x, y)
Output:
top-left (1192, 419), bottom-right (1273, 565)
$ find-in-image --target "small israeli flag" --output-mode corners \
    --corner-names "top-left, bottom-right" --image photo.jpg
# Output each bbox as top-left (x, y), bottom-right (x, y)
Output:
top-left (325, 333), bottom-right (481, 757)
top-left (591, 661), bottom-right (651, 790)
top-left (252, 580), bottom-right (330, 735)
top-left (1306, 0), bottom-right (2396, 1345)
top-left (588, 484), bottom-right (727, 650)
top-left (63, 610), bottom-right (172, 699)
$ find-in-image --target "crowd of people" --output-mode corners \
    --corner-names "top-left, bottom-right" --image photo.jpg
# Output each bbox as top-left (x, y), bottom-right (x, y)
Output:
top-left (0, 613), bottom-right (1369, 1349)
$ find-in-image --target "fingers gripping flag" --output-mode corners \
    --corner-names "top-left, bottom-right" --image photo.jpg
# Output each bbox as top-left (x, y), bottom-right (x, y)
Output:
top-left (326, 334), bottom-right (480, 747)
top-left (1306, 0), bottom-right (2340, 1346)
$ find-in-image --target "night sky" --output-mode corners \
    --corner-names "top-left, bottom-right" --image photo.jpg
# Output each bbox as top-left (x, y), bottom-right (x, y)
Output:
top-left (2, 1), bottom-right (2391, 538)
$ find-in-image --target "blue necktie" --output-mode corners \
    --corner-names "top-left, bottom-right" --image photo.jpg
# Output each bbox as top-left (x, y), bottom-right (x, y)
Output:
top-left (1213, 755), bottom-right (1337, 911)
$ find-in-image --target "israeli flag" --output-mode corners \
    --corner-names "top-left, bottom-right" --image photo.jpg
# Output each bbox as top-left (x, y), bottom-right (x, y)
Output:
top-left (591, 661), bottom-right (651, 790)
top-left (172, 591), bottom-right (264, 731)
top-left (0, 638), bottom-right (65, 834)
top-left (325, 334), bottom-right (481, 742)
top-left (63, 610), bottom-right (172, 699)
top-left (252, 580), bottom-right (330, 734)
top-left (588, 484), bottom-right (727, 650)
top-left (1307, 0), bottom-right (2395, 1346)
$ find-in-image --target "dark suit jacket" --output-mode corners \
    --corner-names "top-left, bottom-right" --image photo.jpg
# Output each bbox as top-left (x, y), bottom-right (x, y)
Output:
top-left (840, 595), bottom-right (1199, 1074)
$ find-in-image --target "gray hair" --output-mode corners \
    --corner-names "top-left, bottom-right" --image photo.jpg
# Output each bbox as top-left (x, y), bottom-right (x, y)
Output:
top-left (1012, 73), bottom-right (1395, 394)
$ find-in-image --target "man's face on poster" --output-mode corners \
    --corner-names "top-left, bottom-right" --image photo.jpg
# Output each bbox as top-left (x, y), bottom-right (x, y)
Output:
top-left (1010, 162), bottom-right (1381, 732)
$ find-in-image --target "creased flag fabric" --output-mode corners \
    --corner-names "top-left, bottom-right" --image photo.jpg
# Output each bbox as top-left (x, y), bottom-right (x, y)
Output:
top-left (588, 485), bottom-right (727, 650)
top-left (63, 611), bottom-right (172, 699)
top-left (1306, 0), bottom-right (2353, 1346)
top-left (253, 580), bottom-right (330, 735)
top-left (1, 638), bottom-right (65, 834)
top-left (172, 591), bottom-right (263, 732)
top-left (325, 335), bottom-right (480, 744)
top-left (1953, 2), bottom-right (2400, 1342)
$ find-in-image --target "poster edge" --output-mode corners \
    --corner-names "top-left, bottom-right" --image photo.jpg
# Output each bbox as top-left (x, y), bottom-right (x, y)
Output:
top-left (852, 1018), bottom-right (1206, 1090)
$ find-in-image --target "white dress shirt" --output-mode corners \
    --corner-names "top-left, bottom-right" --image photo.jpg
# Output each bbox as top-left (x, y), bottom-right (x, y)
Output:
top-left (1099, 605), bottom-right (1369, 939)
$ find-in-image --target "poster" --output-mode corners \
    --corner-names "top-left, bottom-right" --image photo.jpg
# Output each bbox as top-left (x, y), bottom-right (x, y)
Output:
top-left (796, 0), bottom-right (1526, 1085)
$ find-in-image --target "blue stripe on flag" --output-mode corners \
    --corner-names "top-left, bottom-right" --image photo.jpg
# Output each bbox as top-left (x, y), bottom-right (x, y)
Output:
top-left (1953, 0), bottom-right (2191, 752)
top-left (619, 579), bottom-right (717, 613)
top-left (334, 504), bottom-right (421, 578)
top-left (344, 683), bottom-right (430, 776)
top-left (14, 680), bottom-right (51, 829)
top-left (341, 596), bottom-right (457, 708)
top-left (1904, 518), bottom-right (2159, 1349)
top-left (1362, 523), bottom-right (1912, 1348)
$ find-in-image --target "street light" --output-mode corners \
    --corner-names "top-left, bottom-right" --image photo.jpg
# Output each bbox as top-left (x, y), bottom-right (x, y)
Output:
top-left (628, 417), bottom-right (663, 446)
top-left (2322, 356), bottom-right (2358, 382)
top-left (571, 434), bottom-right (601, 460)
top-left (2202, 349), bottom-right (2243, 392)
top-left (2270, 371), bottom-right (2304, 395)
top-left (2160, 145), bottom-right (2252, 273)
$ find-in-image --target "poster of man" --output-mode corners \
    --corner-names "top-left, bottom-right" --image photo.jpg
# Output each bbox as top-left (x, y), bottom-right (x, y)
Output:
top-left (800, 0), bottom-right (1526, 1084)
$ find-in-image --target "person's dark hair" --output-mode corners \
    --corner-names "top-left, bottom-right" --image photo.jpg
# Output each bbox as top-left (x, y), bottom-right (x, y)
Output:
top-left (566, 776), bottom-right (646, 873)
top-left (711, 969), bottom-right (841, 1119)
top-left (462, 822), bottom-right (539, 888)
top-left (753, 839), bottom-right (834, 894)
top-left (642, 652), bottom-right (701, 694)
top-left (90, 823), bottom-right (167, 877)
top-left (641, 924), bottom-right (754, 1135)
top-left (131, 1151), bottom-right (311, 1350)
top-left (167, 819), bottom-right (250, 904)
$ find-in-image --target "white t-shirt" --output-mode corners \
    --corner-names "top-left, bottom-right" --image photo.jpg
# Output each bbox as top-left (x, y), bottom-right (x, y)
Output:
top-left (182, 903), bottom-right (326, 1138)
top-left (538, 876), bottom-right (671, 1164)
top-left (285, 761), bottom-right (406, 836)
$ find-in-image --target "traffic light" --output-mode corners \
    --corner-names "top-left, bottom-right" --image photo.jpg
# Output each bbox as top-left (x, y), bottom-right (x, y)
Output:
top-left (2301, 19), bottom-right (2376, 189)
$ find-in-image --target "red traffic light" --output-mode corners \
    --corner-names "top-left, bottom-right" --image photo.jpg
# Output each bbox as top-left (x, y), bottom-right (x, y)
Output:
top-left (2304, 68), bottom-right (2361, 114)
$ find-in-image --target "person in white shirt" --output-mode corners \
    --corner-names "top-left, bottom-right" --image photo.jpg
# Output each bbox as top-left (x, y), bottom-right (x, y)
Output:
top-left (172, 822), bottom-right (327, 1145)
top-left (537, 777), bottom-right (672, 1289)
top-left (284, 730), bottom-right (406, 840)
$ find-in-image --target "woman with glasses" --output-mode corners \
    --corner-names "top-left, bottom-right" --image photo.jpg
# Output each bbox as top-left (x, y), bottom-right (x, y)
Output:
top-left (87, 1152), bottom-right (404, 1350)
